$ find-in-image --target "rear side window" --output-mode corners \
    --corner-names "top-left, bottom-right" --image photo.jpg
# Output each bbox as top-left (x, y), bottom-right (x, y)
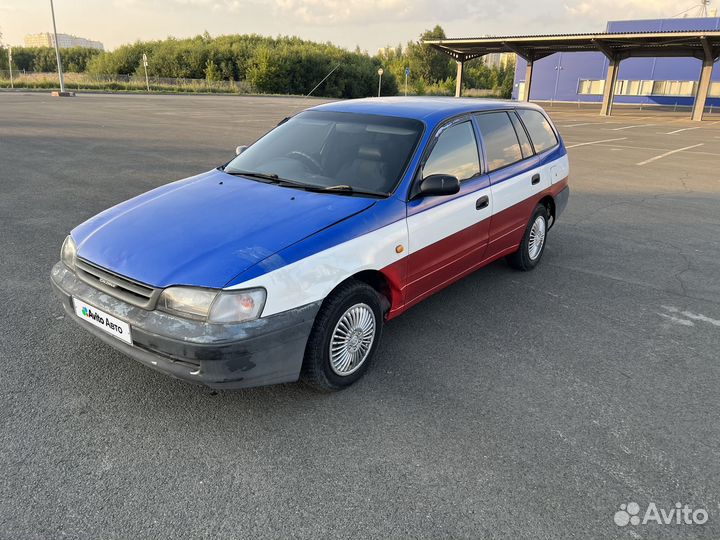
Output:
top-left (517, 109), bottom-right (558, 153)
top-left (509, 112), bottom-right (533, 158)
top-left (475, 112), bottom-right (523, 172)
top-left (422, 121), bottom-right (480, 182)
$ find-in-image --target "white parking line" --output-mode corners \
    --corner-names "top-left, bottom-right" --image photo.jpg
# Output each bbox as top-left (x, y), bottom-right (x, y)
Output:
top-left (565, 137), bottom-right (628, 149)
top-left (663, 127), bottom-right (701, 135)
top-left (584, 142), bottom-right (720, 157)
top-left (636, 143), bottom-right (704, 166)
top-left (562, 122), bottom-right (600, 128)
top-left (610, 124), bottom-right (654, 131)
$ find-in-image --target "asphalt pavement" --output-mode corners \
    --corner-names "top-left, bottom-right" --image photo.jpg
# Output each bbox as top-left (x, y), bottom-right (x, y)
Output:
top-left (1, 93), bottom-right (719, 539)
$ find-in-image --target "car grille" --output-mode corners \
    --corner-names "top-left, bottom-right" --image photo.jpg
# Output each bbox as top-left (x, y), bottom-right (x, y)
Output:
top-left (75, 258), bottom-right (161, 309)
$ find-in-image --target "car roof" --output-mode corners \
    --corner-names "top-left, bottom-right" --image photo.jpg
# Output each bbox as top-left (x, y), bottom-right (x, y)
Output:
top-left (309, 97), bottom-right (545, 127)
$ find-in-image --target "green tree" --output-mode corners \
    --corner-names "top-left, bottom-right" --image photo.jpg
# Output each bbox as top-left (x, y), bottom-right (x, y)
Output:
top-left (405, 25), bottom-right (453, 83)
top-left (246, 45), bottom-right (282, 93)
top-left (204, 59), bottom-right (221, 81)
top-left (85, 33), bottom-right (399, 97)
top-left (87, 42), bottom-right (145, 75)
top-left (9, 48), bottom-right (36, 72)
top-left (62, 47), bottom-right (101, 72)
top-left (499, 57), bottom-right (516, 98)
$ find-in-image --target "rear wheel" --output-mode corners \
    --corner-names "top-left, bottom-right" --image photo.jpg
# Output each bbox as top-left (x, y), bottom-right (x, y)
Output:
top-left (301, 280), bottom-right (383, 391)
top-left (506, 204), bottom-right (549, 271)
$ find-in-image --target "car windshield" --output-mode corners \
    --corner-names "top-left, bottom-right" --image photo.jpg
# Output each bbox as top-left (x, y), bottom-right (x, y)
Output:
top-left (224, 111), bottom-right (423, 195)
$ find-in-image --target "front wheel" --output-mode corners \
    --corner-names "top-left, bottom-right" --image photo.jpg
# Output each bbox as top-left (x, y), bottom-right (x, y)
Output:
top-left (506, 204), bottom-right (549, 271)
top-left (301, 280), bottom-right (384, 391)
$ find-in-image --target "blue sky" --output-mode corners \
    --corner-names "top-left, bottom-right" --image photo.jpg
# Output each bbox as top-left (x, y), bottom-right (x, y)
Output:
top-left (0, 0), bottom-right (696, 51)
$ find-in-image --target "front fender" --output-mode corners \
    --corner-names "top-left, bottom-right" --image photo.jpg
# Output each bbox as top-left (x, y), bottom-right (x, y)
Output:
top-left (225, 197), bottom-right (409, 318)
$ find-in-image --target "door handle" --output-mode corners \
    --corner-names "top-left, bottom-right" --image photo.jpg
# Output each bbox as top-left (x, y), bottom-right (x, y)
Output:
top-left (475, 195), bottom-right (489, 210)
top-left (531, 174), bottom-right (541, 185)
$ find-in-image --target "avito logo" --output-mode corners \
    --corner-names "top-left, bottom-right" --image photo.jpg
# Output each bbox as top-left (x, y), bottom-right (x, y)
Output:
top-left (81, 306), bottom-right (105, 325)
top-left (614, 502), bottom-right (709, 527)
top-left (80, 305), bottom-right (124, 335)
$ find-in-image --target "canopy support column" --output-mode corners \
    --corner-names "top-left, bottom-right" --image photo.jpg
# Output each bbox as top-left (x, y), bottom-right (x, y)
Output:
top-left (455, 55), bottom-right (465, 97)
top-left (600, 55), bottom-right (620, 117)
top-left (692, 37), bottom-right (715, 121)
top-left (522, 57), bottom-right (534, 101)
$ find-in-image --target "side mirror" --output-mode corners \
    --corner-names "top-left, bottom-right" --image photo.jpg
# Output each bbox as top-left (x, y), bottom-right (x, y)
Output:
top-left (235, 145), bottom-right (248, 156)
top-left (417, 174), bottom-right (460, 197)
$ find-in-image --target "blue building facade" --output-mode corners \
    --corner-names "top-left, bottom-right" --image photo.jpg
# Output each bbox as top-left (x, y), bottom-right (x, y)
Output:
top-left (512, 18), bottom-right (720, 107)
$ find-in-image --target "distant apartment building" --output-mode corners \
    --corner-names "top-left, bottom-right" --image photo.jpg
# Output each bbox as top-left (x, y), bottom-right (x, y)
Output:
top-left (483, 52), bottom-right (514, 69)
top-left (24, 32), bottom-right (104, 51)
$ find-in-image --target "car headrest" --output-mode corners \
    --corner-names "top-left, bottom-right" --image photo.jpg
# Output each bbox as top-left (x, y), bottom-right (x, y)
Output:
top-left (357, 144), bottom-right (383, 161)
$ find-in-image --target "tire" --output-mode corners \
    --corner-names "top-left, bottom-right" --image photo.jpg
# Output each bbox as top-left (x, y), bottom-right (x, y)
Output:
top-left (506, 204), bottom-right (549, 271)
top-left (301, 279), bottom-right (384, 391)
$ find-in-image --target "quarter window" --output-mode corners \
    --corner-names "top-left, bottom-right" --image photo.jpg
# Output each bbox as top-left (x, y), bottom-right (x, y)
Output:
top-left (422, 121), bottom-right (480, 182)
top-left (516, 109), bottom-right (558, 153)
top-left (509, 112), bottom-right (533, 158)
top-left (475, 112), bottom-right (524, 172)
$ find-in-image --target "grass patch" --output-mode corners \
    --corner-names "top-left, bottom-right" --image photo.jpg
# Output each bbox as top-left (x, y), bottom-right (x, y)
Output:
top-left (0, 72), bottom-right (252, 94)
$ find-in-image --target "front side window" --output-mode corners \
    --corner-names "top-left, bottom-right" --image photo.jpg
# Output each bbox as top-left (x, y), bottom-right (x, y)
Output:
top-left (224, 111), bottom-right (423, 194)
top-left (516, 109), bottom-right (558, 153)
top-left (475, 112), bottom-right (523, 172)
top-left (422, 121), bottom-right (480, 182)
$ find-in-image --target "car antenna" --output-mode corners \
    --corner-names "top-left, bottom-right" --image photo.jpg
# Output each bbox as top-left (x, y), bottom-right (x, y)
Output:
top-left (304, 64), bottom-right (341, 99)
top-left (284, 63), bottom-right (340, 123)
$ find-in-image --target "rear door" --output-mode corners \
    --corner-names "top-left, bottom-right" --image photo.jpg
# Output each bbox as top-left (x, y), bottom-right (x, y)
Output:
top-left (476, 110), bottom-right (551, 257)
top-left (405, 118), bottom-right (492, 306)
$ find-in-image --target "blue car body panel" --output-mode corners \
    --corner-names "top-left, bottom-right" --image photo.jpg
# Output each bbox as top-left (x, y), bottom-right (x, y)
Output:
top-left (226, 196), bottom-right (407, 287)
top-left (72, 169), bottom-right (375, 288)
top-left (310, 97), bottom-right (519, 124)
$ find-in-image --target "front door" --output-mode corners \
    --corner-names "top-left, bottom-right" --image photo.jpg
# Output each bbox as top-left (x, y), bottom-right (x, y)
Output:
top-left (404, 119), bottom-right (492, 307)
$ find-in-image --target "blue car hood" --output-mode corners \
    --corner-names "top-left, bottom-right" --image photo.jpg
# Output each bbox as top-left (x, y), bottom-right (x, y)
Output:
top-left (72, 170), bottom-right (375, 288)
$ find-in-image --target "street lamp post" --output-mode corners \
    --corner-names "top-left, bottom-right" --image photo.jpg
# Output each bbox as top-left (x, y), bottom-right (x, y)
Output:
top-left (142, 53), bottom-right (150, 92)
top-left (8, 47), bottom-right (13, 89)
top-left (404, 66), bottom-right (410, 96)
top-left (49, 0), bottom-right (66, 93)
top-left (377, 68), bottom-right (383, 98)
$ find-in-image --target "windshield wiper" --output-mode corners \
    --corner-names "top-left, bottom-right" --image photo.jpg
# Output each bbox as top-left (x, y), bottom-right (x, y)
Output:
top-left (224, 170), bottom-right (281, 182)
top-left (223, 171), bottom-right (386, 197)
top-left (321, 185), bottom-right (388, 198)
top-left (223, 170), bottom-right (309, 188)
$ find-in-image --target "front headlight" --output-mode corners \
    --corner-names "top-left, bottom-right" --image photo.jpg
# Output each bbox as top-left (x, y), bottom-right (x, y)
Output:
top-left (158, 287), bottom-right (266, 323)
top-left (61, 235), bottom-right (77, 270)
top-left (158, 287), bottom-right (217, 320)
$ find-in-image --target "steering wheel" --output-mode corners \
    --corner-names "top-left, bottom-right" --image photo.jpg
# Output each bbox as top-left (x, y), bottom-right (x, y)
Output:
top-left (286, 151), bottom-right (324, 175)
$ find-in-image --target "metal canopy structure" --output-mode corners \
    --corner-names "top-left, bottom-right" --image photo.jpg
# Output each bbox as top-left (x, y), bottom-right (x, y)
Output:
top-left (424, 31), bottom-right (720, 121)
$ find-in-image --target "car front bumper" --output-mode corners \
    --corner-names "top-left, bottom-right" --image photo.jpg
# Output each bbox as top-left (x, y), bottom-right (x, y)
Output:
top-left (50, 262), bottom-right (320, 389)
